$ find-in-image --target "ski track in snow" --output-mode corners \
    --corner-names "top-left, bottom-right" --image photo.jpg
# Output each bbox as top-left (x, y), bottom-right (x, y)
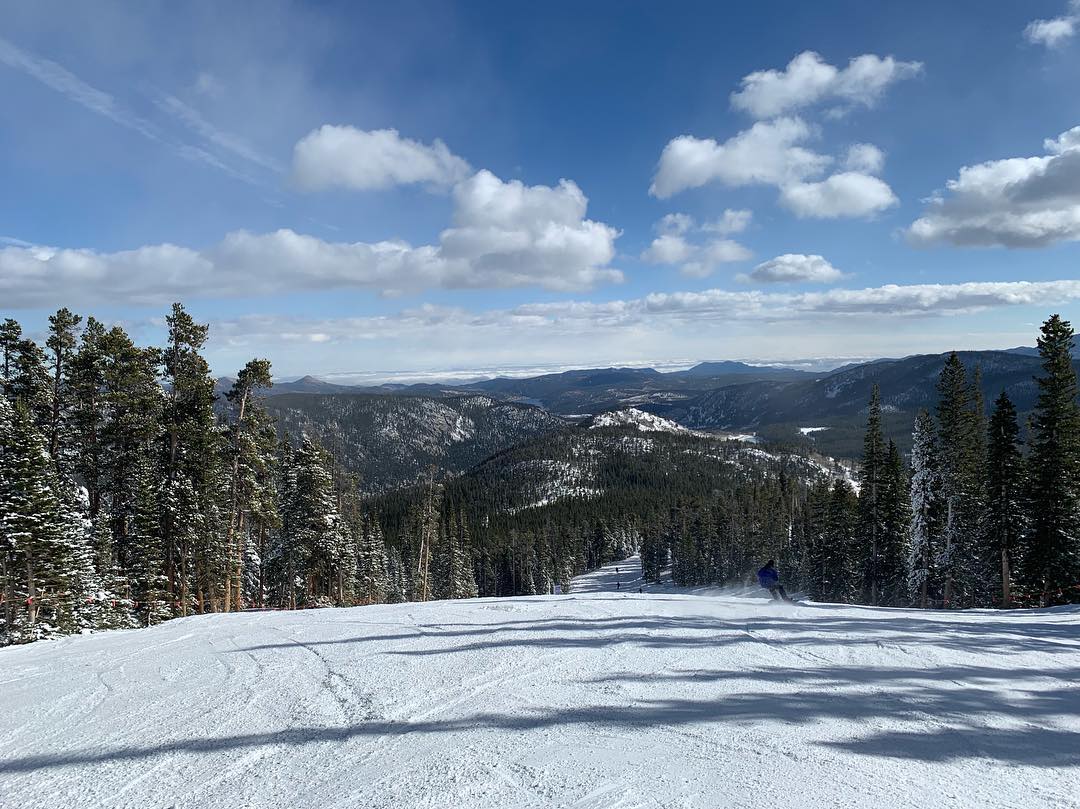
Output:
top-left (2, 558), bottom-right (1079, 809)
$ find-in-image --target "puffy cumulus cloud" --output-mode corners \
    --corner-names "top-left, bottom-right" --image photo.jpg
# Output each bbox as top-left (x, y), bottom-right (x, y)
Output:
top-left (907, 124), bottom-right (1080, 248)
top-left (742, 254), bottom-right (845, 285)
top-left (1046, 126), bottom-right (1080, 154)
top-left (291, 125), bottom-right (472, 191)
top-left (650, 117), bottom-right (830, 198)
top-left (844, 143), bottom-right (885, 174)
top-left (640, 214), bottom-right (752, 277)
top-left (650, 119), bottom-right (899, 218)
top-left (702, 209), bottom-right (753, 235)
top-left (438, 170), bottom-right (620, 289)
top-left (780, 172), bottom-right (898, 218)
top-left (641, 234), bottom-right (695, 265)
top-left (730, 51), bottom-right (922, 119)
top-left (0, 171), bottom-right (621, 307)
top-left (1024, 1), bottom-right (1079, 47)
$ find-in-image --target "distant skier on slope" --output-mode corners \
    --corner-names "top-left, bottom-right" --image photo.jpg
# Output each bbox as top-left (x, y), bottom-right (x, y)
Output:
top-left (757, 559), bottom-right (792, 602)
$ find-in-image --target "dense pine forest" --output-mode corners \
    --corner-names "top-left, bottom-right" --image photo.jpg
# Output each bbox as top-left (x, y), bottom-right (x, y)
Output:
top-left (1, 306), bottom-right (1078, 645)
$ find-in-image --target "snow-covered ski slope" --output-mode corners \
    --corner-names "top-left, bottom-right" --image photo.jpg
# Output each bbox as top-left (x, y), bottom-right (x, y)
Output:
top-left (2, 559), bottom-right (1079, 809)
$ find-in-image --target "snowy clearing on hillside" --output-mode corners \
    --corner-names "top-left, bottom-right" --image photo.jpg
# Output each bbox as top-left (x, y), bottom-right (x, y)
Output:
top-left (589, 408), bottom-right (691, 434)
top-left (799, 426), bottom-right (830, 435)
top-left (2, 558), bottom-right (1078, 809)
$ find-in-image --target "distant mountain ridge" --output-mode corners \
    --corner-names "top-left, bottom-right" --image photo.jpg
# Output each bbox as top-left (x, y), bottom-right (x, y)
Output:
top-left (240, 346), bottom-right (1074, 465)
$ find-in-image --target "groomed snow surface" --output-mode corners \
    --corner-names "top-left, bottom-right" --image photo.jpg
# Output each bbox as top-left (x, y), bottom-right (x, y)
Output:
top-left (2, 558), bottom-right (1079, 809)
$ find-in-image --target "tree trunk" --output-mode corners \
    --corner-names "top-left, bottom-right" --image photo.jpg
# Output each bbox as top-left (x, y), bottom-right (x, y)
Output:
top-left (25, 556), bottom-right (37, 626)
top-left (942, 498), bottom-right (954, 608)
top-left (1001, 548), bottom-right (1011, 608)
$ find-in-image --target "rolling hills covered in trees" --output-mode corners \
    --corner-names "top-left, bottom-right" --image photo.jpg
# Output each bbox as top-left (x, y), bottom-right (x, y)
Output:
top-left (1, 305), bottom-right (1078, 647)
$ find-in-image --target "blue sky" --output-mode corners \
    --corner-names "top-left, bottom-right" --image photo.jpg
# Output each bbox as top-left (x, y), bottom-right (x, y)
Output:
top-left (2, 0), bottom-right (1080, 380)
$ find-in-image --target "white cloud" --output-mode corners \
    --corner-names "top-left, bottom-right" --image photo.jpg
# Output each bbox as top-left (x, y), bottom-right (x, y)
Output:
top-left (438, 170), bottom-right (620, 289)
top-left (642, 234), bottom-right (695, 265)
top-left (908, 124), bottom-right (1080, 247)
top-left (730, 51), bottom-right (922, 119)
top-left (220, 280), bottom-right (1080, 348)
top-left (702, 209), bottom-right (753, 235)
top-left (656, 213), bottom-right (694, 236)
top-left (650, 117), bottom-right (830, 198)
top-left (844, 143), bottom-right (885, 174)
top-left (1046, 125), bottom-right (1080, 153)
top-left (291, 125), bottom-right (472, 191)
top-left (743, 254), bottom-right (844, 284)
top-left (681, 240), bottom-right (754, 278)
top-left (780, 172), bottom-right (899, 218)
top-left (1024, 1), bottom-right (1080, 47)
top-left (650, 119), bottom-right (899, 217)
top-left (0, 170), bottom-right (621, 307)
top-left (201, 279), bottom-right (1080, 376)
top-left (641, 214), bottom-right (752, 276)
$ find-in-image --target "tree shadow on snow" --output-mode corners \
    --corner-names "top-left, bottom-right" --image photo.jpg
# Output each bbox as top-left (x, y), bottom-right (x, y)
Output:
top-left (3, 662), bottom-right (1078, 774)
top-left (227, 612), bottom-right (1080, 659)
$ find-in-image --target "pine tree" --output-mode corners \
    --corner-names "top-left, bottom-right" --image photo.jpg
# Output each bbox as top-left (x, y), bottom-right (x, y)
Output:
top-left (934, 352), bottom-right (985, 606)
top-left (129, 457), bottom-right (170, 625)
top-left (0, 403), bottom-right (75, 641)
top-left (45, 308), bottom-right (82, 466)
top-left (0, 393), bottom-right (17, 636)
top-left (223, 359), bottom-right (274, 611)
top-left (385, 548), bottom-right (408, 604)
top-left (1025, 315), bottom-right (1080, 604)
top-left (290, 436), bottom-right (346, 605)
top-left (908, 410), bottom-right (941, 607)
top-left (160, 304), bottom-right (221, 612)
top-left (355, 514), bottom-right (390, 605)
top-left (810, 480), bottom-right (857, 603)
top-left (0, 319), bottom-right (22, 390)
top-left (985, 391), bottom-right (1026, 607)
top-left (857, 385), bottom-right (887, 604)
top-left (67, 318), bottom-right (108, 518)
top-left (878, 440), bottom-right (911, 605)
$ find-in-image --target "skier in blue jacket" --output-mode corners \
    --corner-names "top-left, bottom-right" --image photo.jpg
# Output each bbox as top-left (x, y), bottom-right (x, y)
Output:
top-left (757, 559), bottom-right (791, 602)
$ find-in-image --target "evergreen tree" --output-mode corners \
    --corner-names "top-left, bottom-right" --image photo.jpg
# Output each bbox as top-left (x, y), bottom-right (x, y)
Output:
top-left (808, 479), bottom-right (857, 603)
top-left (0, 403), bottom-right (75, 640)
top-left (160, 304), bottom-right (221, 613)
top-left (934, 352), bottom-right (985, 606)
top-left (44, 308), bottom-right (82, 466)
top-left (355, 514), bottom-right (390, 605)
top-left (290, 436), bottom-right (346, 605)
top-left (878, 440), bottom-right (911, 605)
top-left (1025, 315), bottom-right (1080, 604)
top-left (908, 410), bottom-right (942, 607)
top-left (67, 317), bottom-right (108, 518)
top-left (385, 548), bottom-right (408, 604)
top-left (0, 319), bottom-right (22, 389)
top-left (857, 385), bottom-right (888, 604)
top-left (223, 359), bottom-right (275, 611)
top-left (985, 391), bottom-right (1026, 607)
top-left (128, 457), bottom-right (170, 625)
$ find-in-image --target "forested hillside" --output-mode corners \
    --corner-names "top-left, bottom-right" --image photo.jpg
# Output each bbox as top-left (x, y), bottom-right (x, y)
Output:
top-left (672, 349), bottom-right (1073, 456)
top-left (1, 306), bottom-right (1078, 648)
top-left (262, 392), bottom-right (567, 492)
